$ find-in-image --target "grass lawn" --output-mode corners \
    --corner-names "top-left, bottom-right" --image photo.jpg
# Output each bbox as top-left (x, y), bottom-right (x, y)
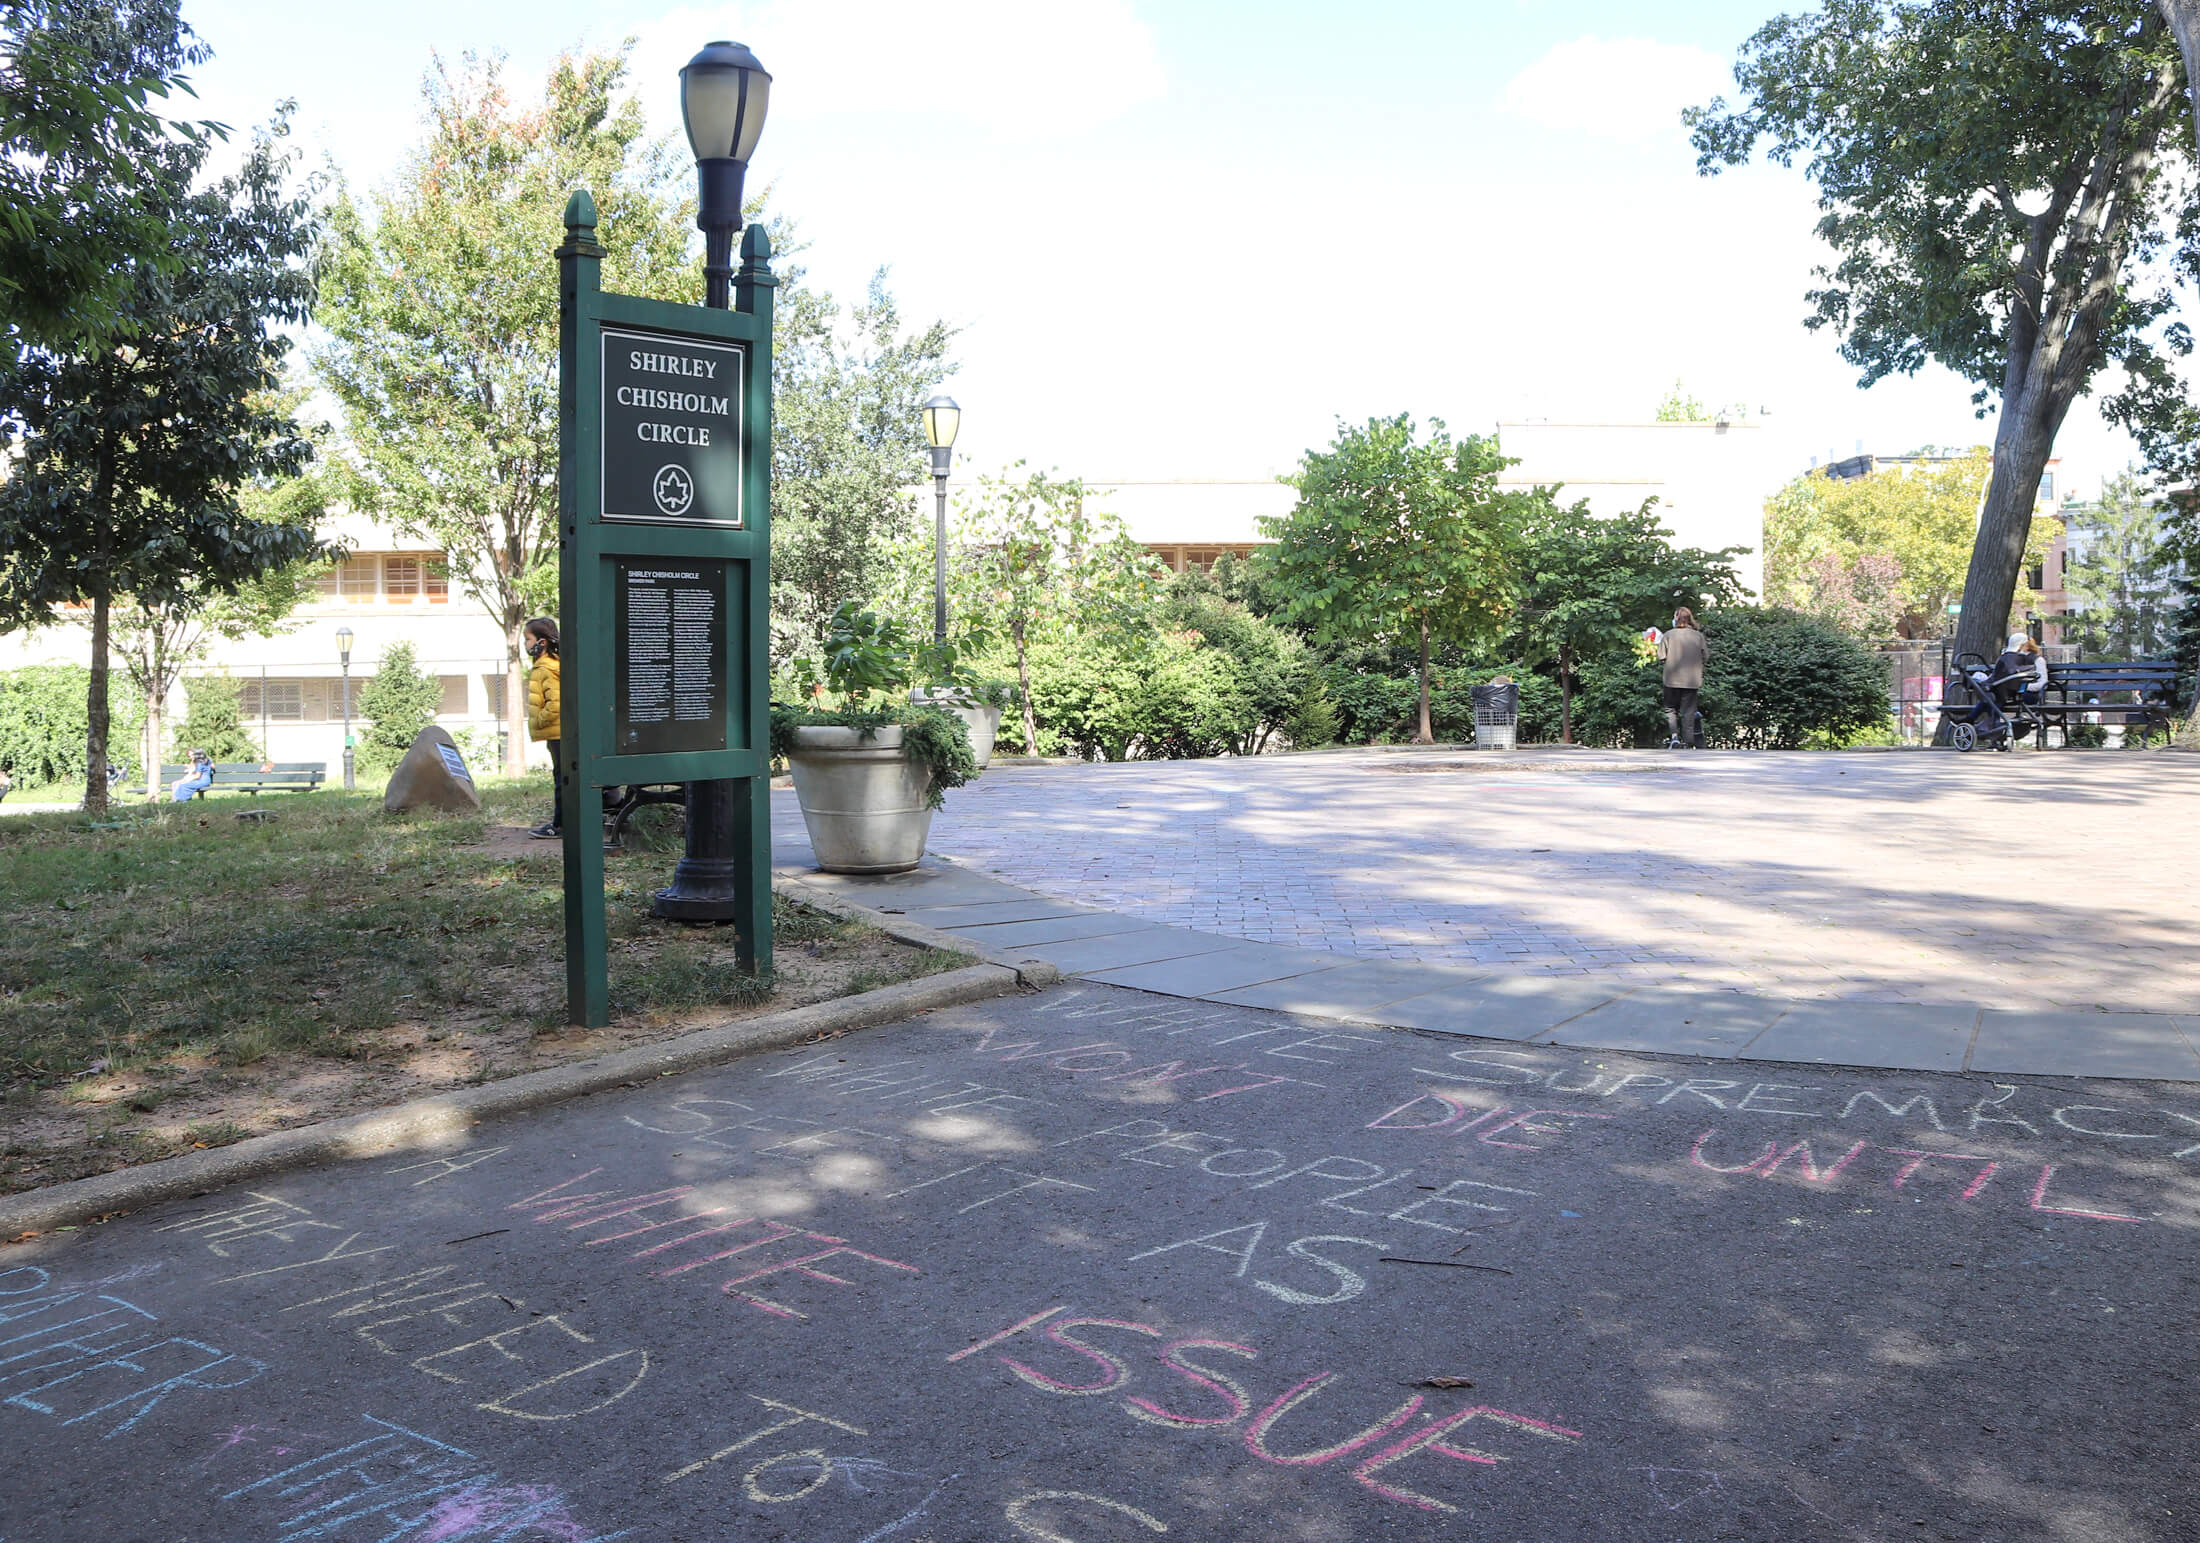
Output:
top-left (0, 775), bottom-right (962, 1197)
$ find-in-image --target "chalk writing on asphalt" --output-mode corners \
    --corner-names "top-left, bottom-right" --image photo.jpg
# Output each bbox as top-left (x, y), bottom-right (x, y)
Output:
top-left (946, 1301), bottom-right (1582, 1514)
top-left (507, 1169), bottom-right (921, 1320)
top-left (0, 1264), bottom-right (265, 1439)
top-left (209, 1412), bottom-right (630, 1541)
top-left (283, 1264), bottom-right (648, 1421)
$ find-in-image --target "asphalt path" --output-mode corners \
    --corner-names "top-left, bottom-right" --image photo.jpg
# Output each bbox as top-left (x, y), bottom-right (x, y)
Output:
top-left (4, 984), bottom-right (2197, 1542)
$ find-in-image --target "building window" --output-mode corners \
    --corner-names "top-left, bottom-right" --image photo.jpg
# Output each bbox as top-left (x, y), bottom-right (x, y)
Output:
top-left (338, 557), bottom-right (378, 601)
top-left (483, 674), bottom-right (508, 720)
top-left (385, 555), bottom-right (420, 599)
top-left (2027, 565), bottom-right (2044, 589)
top-left (438, 675), bottom-right (468, 715)
top-left (2039, 472), bottom-right (2055, 503)
top-left (424, 557), bottom-right (449, 602)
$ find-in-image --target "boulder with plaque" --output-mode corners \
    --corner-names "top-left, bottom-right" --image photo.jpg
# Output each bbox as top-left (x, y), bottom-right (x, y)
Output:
top-left (382, 725), bottom-right (482, 814)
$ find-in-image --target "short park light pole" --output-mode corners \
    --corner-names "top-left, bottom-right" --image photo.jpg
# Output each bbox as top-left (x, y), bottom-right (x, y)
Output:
top-left (336, 626), bottom-right (354, 791)
top-left (923, 395), bottom-right (960, 643)
top-left (652, 39), bottom-right (772, 924)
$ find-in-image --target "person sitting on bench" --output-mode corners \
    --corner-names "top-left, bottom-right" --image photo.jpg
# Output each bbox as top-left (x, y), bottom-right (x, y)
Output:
top-left (1992, 633), bottom-right (2047, 708)
top-left (172, 748), bottom-right (214, 802)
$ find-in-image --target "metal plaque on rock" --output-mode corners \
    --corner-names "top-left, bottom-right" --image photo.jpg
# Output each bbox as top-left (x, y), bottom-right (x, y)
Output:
top-left (614, 559), bottom-right (730, 755)
top-left (601, 326), bottom-right (745, 526)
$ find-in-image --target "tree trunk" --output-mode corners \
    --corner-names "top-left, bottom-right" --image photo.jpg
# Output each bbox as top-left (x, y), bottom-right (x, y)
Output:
top-left (144, 682), bottom-right (163, 802)
top-left (86, 591), bottom-right (110, 816)
top-left (1559, 644), bottom-right (1575, 745)
top-left (506, 613), bottom-right (530, 775)
top-left (1014, 618), bottom-right (1038, 756)
top-left (1938, 406), bottom-right (2060, 739)
top-left (1415, 618), bottom-right (1434, 744)
top-left (2162, 0), bottom-right (2200, 159)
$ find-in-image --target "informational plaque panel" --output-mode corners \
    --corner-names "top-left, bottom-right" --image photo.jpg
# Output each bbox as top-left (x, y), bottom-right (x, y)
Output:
top-left (613, 558), bottom-right (729, 756)
top-left (600, 326), bottom-right (745, 527)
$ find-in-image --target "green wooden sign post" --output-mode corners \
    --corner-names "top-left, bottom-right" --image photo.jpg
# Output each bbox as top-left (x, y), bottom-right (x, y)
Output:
top-left (556, 188), bottom-right (774, 1027)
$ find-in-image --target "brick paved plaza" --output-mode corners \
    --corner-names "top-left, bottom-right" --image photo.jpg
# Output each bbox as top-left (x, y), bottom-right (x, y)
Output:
top-left (921, 748), bottom-right (2200, 1011)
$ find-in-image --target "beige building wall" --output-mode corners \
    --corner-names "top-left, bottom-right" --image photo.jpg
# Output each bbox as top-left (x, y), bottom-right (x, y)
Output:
top-left (0, 507), bottom-right (538, 775)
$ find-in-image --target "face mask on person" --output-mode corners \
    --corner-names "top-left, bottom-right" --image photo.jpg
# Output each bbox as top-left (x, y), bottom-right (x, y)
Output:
top-left (527, 638), bottom-right (546, 661)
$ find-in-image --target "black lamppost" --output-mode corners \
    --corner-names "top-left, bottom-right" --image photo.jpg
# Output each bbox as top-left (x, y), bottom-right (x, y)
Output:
top-left (654, 40), bottom-right (771, 924)
top-left (922, 395), bottom-right (960, 643)
top-left (336, 626), bottom-right (354, 791)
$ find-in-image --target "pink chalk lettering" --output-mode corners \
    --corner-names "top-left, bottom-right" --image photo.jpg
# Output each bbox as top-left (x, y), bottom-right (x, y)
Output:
top-left (1365, 1090), bottom-right (1485, 1131)
top-left (1687, 1131), bottom-right (1778, 1174)
top-left (2028, 1164), bottom-right (2147, 1223)
top-left (1881, 1148), bottom-right (1998, 1198)
top-left (947, 1305), bottom-right (1070, 1363)
top-left (1123, 1339), bottom-right (1258, 1429)
top-left (1760, 1139), bottom-right (1870, 1184)
top-left (1476, 1109), bottom-right (1614, 1151)
top-left (1243, 1373), bottom-right (1422, 1466)
top-left (718, 1242), bottom-right (921, 1319)
top-left (1001, 1318), bottom-right (1159, 1395)
top-left (1354, 1406), bottom-right (1584, 1513)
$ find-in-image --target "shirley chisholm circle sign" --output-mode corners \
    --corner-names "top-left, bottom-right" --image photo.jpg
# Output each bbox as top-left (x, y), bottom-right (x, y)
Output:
top-left (601, 326), bottom-right (744, 526)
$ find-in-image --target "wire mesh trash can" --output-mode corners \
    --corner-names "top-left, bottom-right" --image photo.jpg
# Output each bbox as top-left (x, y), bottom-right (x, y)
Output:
top-left (1471, 683), bottom-right (1519, 750)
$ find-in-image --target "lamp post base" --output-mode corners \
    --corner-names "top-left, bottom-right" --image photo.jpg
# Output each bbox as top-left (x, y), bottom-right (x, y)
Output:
top-left (651, 776), bottom-right (742, 923)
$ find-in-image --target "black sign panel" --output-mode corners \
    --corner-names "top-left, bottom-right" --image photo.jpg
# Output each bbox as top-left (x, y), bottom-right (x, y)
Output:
top-left (601, 327), bottom-right (744, 526)
top-left (614, 559), bottom-right (730, 755)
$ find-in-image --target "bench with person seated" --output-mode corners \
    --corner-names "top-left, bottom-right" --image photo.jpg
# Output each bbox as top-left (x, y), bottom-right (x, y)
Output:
top-left (160, 761), bottom-right (328, 797)
top-left (2033, 660), bottom-right (2182, 747)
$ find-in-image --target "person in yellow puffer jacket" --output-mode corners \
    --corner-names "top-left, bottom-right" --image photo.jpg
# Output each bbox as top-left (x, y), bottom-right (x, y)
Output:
top-left (525, 617), bottom-right (564, 838)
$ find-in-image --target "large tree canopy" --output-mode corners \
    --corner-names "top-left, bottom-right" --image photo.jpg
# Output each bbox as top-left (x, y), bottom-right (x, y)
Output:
top-left (0, 101), bottom-right (329, 813)
top-left (1259, 416), bottom-right (1523, 744)
top-left (1688, 1), bottom-right (2195, 699)
top-left (0, 0), bottom-right (221, 350)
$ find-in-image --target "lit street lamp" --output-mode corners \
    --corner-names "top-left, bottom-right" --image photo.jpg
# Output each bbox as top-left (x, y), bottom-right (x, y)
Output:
top-left (336, 626), bottom-right (355, 791)
top-left (655, 41), bottom-right (771, 924)
top-left (923, 395), bottom-right (960, 643)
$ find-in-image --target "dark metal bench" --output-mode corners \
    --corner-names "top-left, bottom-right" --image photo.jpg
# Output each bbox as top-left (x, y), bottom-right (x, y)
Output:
top-left (603, 783), bottom-right (685, 848)
top-left (2035, 661), bottom-right (2181, 747)
top-left (161, 761), bottom-right (328, 797)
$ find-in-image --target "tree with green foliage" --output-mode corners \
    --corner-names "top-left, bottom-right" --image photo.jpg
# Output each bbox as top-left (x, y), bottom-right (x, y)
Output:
top-left (1509, 496), bottom-right (1746, 743)
top-left (168, 673), bottom-right (260, 763)
top-left (2061, 469), bottom-right (2177, 657)
top-left (1259, 416), bottom-right (1522, 744)
top-left (1762, 451), bottom-right (2057, 639)
top-left (317, 48), bottom-right (696, 776)
top-left (0, 664), bottom-right (143, 786)
top-left (0, 101), bottom-right (330, 815)
top-left (108, 452), bottom-right (333, 797)
top-left (0, 0), bottom-right (222, 350)
top-left (1689, 2), bottom-right (2194, 729)
top-left (772, 273), bottom-right (955, 659)
top-left (355, 642), bottom-right (442, 774)
top-left (945, 468), bottom-right (1163, 755)
top-left (1155, 571), bottom-right (1310, 755)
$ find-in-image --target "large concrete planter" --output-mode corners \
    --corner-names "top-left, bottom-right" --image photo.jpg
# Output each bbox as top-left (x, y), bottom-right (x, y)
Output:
top-left (786, 724), bottom-right (935, 874)
top-left (910, 689), bottom-right (1003, 768)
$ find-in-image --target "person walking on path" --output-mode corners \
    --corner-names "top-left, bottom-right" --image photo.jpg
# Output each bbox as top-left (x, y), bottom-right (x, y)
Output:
top-left (526, 618), bottom-right (564, 838)
top-left (1657, 607), bottom-right (1709, 749)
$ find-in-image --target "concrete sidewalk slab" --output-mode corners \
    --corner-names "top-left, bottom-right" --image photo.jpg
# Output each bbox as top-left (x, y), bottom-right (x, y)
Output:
top-left (1970, 1009), bottom-right (2200, 1081)
top-left (941, 911), bottom-right (1153, 947)
top-left (1023, 925), bottom-right (1244, 975)
top-left (903, 898), bottom-right (1092, 927)
top-left (1742, 1000), bottom-right (1979, 1073)
top-left (1348, 975), bottom-right (1626, 1040)
top-left (1205, 957), bottom-right (1489, 1015)
top-left (1544, 988), bottom-right (1787, 1056)
top-left (777, 859), bottom-right (1032, 910)
top-left (1083, 942), bottom-right (1352, 996)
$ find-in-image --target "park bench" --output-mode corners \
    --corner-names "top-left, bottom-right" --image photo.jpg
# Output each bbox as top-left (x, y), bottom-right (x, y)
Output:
top-left (2035, 660), bottom-right (2182, 747)
top-left (161, 761), bottom-right (327, 797)
top-left (603, 783), bottom-right (685, 849)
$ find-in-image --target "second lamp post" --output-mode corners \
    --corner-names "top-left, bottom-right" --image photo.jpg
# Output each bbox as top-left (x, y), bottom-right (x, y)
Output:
top-left (923, 395), bottom-right (960, 643)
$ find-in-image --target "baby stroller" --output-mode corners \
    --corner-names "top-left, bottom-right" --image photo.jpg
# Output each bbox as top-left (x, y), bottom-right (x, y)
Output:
top-left (1944, 652), bottom-right (2043, 751)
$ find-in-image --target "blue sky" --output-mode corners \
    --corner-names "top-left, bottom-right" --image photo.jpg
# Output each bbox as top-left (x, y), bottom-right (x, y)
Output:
top-left (177, 0), bottom-right (2150, 496)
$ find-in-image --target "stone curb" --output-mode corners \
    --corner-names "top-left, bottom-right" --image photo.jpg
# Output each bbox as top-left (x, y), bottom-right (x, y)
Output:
top-left (0, 963), bottom-right (1026, 1238)
top-left (774, 872), bottom-right (1062, 989)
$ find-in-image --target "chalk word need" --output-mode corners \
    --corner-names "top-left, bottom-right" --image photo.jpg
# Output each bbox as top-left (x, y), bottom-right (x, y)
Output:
top-left (283, 1263), bottom-right (648, 1420)
top-left (0, 1265), bottom-right (264, 1440)
top-left (947, 1303), bottom-right (1582, 1515)
top-left (1686, 1131), bottom-right (2152, 1223)
top-left (209, 1412), bottom-right (628, 1542)
top-left (508, 1169), bottom-right (920, 1320)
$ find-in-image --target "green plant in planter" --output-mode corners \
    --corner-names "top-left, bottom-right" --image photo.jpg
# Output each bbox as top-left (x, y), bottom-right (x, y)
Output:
top-left (773, 602), bottom-right (978, 810)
